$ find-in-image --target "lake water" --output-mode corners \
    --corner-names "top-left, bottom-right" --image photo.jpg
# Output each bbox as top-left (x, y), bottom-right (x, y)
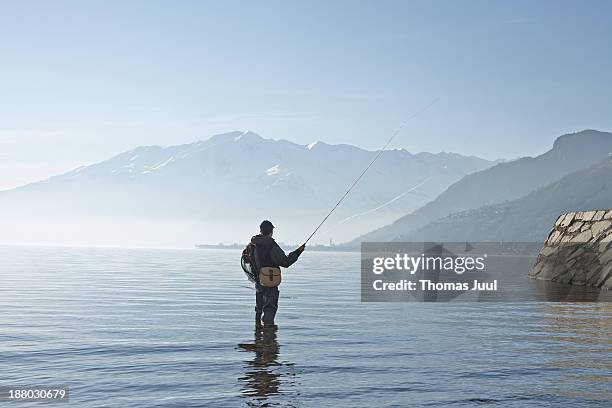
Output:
top-left (0, 246), bottom-right (611, 407)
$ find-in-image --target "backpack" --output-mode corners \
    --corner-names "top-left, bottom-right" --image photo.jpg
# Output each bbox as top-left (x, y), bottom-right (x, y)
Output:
top-left (241, 243), bottom-right (259, 283)
top-left (240, 242), bottom-right (282, 287)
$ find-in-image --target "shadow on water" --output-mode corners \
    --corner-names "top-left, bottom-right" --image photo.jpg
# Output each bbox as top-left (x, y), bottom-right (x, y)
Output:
top-left (237, 327), bottom-right (299, 407)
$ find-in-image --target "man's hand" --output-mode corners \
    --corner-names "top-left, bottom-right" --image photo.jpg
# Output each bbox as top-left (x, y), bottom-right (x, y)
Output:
top-left (297, 244), bottom-right (306, 253)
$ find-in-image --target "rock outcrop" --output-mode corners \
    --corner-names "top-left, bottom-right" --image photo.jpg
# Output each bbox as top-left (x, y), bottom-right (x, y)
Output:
top-left (529, 210), bottom-right (612, 289)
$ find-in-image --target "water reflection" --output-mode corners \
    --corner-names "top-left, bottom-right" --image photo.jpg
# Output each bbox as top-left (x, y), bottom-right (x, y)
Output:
top-left (237, 327), bottom-right (298, 406)
top-left (542, 303), bottom-right (612, 401)
top-left (534, 279), bottom-right (612, 302)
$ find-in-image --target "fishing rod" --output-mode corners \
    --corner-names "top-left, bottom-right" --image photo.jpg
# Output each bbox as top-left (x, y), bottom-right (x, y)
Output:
top-left (303, 97), bottom-right (440, 245)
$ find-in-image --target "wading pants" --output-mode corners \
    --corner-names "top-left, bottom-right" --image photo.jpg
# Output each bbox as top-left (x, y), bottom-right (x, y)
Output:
top-left (255, 283), bottom-right (279, 325)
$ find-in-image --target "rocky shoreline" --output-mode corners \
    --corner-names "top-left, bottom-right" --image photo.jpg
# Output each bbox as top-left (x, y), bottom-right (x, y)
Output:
top-left (529, 209), bottom-right (612, 289)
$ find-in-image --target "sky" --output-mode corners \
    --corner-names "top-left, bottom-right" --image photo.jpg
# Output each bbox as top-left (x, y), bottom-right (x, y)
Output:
top-left (1, 0), bottom-right (612, 190)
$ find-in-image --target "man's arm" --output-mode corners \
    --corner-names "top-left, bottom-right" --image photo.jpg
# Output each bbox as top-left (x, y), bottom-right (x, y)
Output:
top-left (270, 243), bottom-right (304, 268)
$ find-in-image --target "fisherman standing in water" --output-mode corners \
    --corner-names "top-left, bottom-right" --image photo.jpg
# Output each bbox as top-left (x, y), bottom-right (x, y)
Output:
top-left (250, 220), bottom-right (305, 328)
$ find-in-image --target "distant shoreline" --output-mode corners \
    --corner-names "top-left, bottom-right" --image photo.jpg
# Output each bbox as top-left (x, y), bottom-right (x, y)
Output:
top-left (194, 244), bottom-right (358, 252)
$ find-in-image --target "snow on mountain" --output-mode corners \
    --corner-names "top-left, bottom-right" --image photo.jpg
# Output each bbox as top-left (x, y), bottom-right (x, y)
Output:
top-left (0, 131), bottom-right (498, 246)
top-left (266, 165), bottom-right (281, 176)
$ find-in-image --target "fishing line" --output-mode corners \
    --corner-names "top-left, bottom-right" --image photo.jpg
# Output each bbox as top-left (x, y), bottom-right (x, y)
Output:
top-left (338, 176), bottom-right (432, 224)
top-left (303, 97), bottom-right (440, 245)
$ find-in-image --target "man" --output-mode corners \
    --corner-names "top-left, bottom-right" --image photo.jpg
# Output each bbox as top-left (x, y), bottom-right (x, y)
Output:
top-left (251, 220), bottom-right (305, 328)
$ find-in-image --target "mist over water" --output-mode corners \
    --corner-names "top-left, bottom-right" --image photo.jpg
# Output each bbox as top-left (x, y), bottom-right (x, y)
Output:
top-left (0, 217), bottom-right (203, 248)
top-left (0, 246), bottom-right (610, 407)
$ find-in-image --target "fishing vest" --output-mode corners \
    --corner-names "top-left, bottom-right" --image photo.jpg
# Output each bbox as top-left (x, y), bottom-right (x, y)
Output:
top-left (255, 243), bottom-right (281, 287)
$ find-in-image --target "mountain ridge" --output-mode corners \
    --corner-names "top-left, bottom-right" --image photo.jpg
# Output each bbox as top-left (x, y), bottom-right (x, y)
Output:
top-left (0, 131), bottom-right (498, 247)
top-left (9, 130), bottom-right (499, 190)
top-left (351, 129), bottom-right (612, 244)
top-left (399, 159), bottom-right (612, 242)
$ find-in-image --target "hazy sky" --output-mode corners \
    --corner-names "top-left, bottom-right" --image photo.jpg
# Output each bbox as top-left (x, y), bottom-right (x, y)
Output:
top-left (1, 0), bottom-right (611, 190)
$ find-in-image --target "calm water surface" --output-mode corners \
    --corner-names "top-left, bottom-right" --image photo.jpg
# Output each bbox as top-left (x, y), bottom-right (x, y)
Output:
top-left (0, 246), bottom-right (610, 407)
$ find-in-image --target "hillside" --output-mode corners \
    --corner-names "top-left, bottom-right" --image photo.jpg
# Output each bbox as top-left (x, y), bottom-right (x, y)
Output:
top-left (353, 130), bottom-right (612, 243)
top-left (398, 160), bottom-right (612, 242)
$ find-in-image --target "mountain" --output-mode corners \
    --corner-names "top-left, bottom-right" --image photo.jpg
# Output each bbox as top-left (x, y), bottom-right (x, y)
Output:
top-left (0, 131), bottom-right (497, 247)
top-left (353, 130), bottom-right (612, 243)
top-left (399, 160), bottom-right (612, 242)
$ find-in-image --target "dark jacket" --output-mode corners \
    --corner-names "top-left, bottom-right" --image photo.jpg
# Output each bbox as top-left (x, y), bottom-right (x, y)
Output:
top-left (250, 234), bottom-right (302, 268)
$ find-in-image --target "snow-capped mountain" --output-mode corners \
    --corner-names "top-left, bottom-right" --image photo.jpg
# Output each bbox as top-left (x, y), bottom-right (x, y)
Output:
top-left (0, 131), bottom-right (498, 247)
